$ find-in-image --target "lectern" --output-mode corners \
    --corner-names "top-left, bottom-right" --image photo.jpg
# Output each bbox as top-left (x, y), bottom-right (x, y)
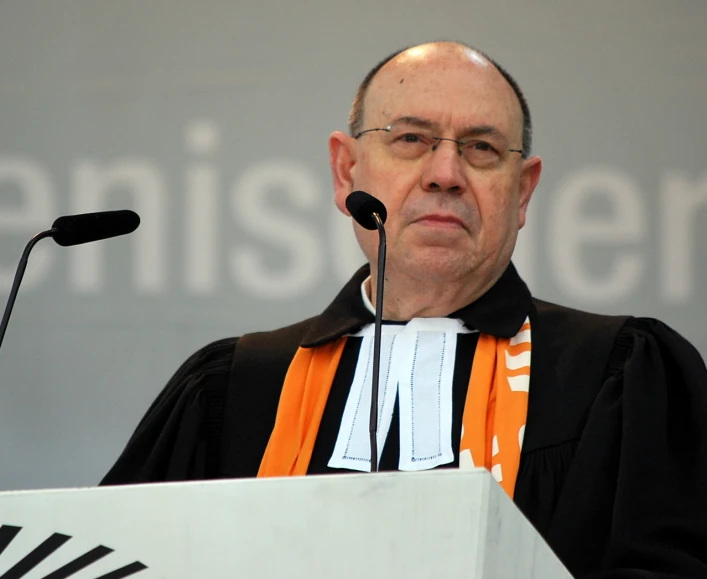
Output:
top-left (0, 468), bottom-right (571, 578)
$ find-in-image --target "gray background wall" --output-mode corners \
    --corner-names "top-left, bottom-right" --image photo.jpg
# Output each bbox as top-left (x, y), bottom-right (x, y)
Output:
top-left (0, 0), bottom-right (705, 491)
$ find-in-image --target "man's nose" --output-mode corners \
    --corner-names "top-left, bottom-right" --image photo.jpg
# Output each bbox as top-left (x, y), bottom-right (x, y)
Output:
top-left (421, 140), bottom-right (467, 194)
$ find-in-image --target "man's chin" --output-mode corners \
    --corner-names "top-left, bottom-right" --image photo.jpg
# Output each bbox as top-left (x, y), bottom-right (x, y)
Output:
top-left (393, 249), bottom-right (482, 283)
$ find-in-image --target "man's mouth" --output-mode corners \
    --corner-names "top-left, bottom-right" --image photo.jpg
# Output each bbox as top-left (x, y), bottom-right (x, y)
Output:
top-left (414, 214), bottom-right (466, 229)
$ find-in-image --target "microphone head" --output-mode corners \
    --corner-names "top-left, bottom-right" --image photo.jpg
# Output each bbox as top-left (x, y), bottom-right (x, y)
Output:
top-left (345, 191), bottom-right (387, 231)
top-left (51, 210), bottom-right (140, 247)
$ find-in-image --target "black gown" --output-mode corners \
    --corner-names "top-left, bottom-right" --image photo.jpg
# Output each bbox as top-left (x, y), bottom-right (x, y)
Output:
top-left (102, 264), bottom-right (707, 579)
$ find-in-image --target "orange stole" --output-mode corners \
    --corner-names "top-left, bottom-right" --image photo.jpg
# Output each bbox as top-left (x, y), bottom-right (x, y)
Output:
top-left (258, 321), bottom-right (531, 498)
top-left (257, 339), bottom-right (347, 477)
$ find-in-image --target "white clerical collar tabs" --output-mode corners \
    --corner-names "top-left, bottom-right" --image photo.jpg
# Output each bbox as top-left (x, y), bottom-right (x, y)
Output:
top-left (331, 314), bottom-right (467, 472)
top-left (351, 317), bottom-right (474, 337)
top-left (404, 317), bottom-right (472, 333)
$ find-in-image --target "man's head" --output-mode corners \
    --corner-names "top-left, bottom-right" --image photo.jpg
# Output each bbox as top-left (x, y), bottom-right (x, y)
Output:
top-left (329, 42), bottom-right (542, 296)
top-left (348, 45), bottom-right (534, 159)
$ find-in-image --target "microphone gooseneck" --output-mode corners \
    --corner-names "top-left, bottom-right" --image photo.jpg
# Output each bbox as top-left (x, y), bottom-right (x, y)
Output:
top-left (0, 210), bottom-right (141, 353)
top-left (0, 230), bottom-right (56, 351)
top-left (346, 190), bottom-right (387, 473)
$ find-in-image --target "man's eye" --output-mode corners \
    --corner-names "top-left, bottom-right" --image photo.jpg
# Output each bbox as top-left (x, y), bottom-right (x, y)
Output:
top-left (472, 141), bottom-right (495, 152)
top-left (400, 133), bottom-right (423, 143)
top-left (462, 140), bottom-right (503, 167)
top-left (387, 131), bottom-right (431, 159)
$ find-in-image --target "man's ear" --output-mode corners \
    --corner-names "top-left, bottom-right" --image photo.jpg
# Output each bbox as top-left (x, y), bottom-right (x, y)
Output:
top-left (329, 131), bottom-right (357, 215)
top-left (518, 155), bottom-right (542, 229)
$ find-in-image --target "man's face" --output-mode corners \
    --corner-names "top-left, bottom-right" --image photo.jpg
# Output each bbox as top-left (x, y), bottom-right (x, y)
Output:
top-left (331, 44), bottom-right (542, 289)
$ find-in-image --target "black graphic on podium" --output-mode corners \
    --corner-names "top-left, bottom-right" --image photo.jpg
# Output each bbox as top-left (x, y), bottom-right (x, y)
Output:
top-left (0, 524), bottom-right (148, 578)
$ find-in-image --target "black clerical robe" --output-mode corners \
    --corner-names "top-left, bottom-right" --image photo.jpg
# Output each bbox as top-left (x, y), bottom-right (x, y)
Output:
top-left (102, 264), bottom-right (707, 579)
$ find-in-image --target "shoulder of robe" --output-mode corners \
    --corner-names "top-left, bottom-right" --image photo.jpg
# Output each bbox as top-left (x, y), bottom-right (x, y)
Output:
top-left (605, 316), bottom-right (707, 380)
top-left (530, 299), bottom-right (632, 384)
top-left (531, 299), bottom-right (631, 351)
top-left (230, 317), bottom-right (316, 378)
top-left (172, 337), bottom-right (239, 379)
top-left (218, 317), bottom-right (318, 478)
top-left (99, 337), bottom-right (238, 485)
top-left (526, 302), bottom-right (706, 449)
top-left (522, 300), bottom-right (632, 452)
top-left (130, 337), bottom-right (239, 436)
top-left (528, 300), bottom-right (707, 390)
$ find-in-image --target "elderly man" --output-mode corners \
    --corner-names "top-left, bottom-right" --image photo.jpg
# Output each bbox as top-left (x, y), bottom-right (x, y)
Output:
top-left (102, 42), bottom-right (707, 578)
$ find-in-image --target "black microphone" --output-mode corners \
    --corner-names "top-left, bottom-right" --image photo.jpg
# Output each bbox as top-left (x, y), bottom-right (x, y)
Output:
top-left (0, 210), bottom-right (141, 351)
top-left (345, 190), bottom-right (387, 231)
top-left (52, 210), bottom-right (140, 247)
top-left (346, 190), bottom-right (387, 473)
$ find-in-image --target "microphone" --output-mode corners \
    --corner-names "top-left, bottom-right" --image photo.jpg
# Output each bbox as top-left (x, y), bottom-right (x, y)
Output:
top-left (52, 210), bottom-right (140, 246)
top-left (0, 210), bottom-right (141, 351)
top-left (345, 190), bottom-right (387, 231)
top-left (346, 190), bottom-right (387, 473)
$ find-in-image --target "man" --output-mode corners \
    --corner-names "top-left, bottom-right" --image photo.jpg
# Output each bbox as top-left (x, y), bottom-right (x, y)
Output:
top-left (102, 42), bottom-right (707, 578)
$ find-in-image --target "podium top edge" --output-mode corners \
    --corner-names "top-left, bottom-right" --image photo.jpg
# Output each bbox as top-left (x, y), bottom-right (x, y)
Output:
top-left (0, 467), bottom-right (494, 497)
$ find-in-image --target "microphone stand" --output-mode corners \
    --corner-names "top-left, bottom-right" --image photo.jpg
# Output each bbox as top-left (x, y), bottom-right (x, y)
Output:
top-left (369, 213), bottom-right (386, 473)
top-left (0, 210), bottom-right (139, 355)
top-left (0, 228), bottom-right (57, 350)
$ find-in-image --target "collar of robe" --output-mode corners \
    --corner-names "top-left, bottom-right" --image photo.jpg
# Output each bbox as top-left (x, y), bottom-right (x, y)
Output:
top-left (299, 262), bottom-right (532, 347)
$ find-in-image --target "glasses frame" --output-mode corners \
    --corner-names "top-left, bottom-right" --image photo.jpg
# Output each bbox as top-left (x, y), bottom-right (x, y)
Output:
top-left (354, 125), bottom-right (526, 160)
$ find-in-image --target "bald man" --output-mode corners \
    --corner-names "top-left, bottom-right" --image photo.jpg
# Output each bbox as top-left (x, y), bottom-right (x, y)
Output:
top-left (103, 43), bottom-right (707, 578)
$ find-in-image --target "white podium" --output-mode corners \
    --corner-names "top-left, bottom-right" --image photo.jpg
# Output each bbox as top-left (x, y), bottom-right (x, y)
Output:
top-left (0, 469), bottom-right (572, 578)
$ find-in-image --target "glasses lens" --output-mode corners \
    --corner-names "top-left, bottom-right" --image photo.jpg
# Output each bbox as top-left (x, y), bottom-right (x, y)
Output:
top-left (460, 140), bottom-right (504, 167)
top-left (384, 123), bottom-right (435, 159)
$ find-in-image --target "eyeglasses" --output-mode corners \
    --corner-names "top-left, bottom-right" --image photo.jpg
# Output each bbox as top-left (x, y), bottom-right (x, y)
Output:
top-left (354, 121), bottom-right (525, 168)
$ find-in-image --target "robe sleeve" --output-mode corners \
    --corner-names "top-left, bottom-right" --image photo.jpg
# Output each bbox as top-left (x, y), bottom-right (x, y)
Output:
top-left (551, 318), bottom-right (707, 578)
top-left (100, 338), bottom-right (237, 485)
